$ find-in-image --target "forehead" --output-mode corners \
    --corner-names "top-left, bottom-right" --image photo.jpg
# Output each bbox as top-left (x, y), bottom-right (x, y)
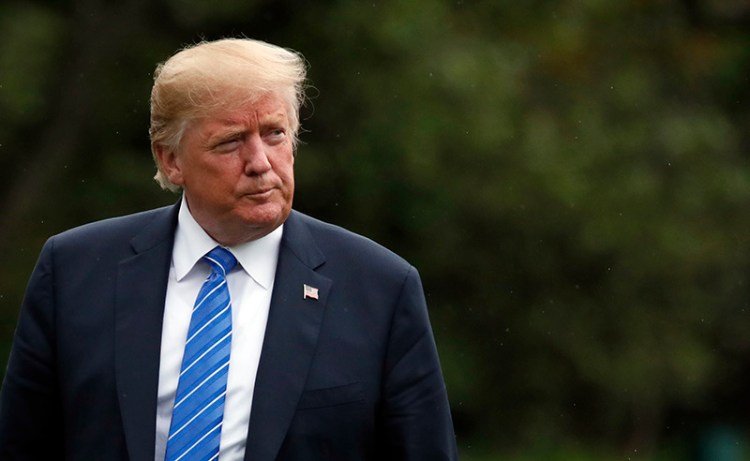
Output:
top-left (206, 94), bottom-right (289, 127)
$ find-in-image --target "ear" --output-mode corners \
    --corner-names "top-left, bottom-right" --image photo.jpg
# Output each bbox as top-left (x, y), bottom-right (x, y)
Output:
top-left (153, 143), bottom-right (185, 186)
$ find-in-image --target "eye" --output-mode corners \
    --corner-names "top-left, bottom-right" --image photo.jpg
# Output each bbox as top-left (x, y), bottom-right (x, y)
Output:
top-left (213, 137), bottom-right (241, 153)
top-left (265, 128), bottom-right (287, 144)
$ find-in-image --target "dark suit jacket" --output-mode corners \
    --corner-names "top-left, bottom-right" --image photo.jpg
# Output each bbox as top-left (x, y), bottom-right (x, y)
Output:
top-left (0, 204), bottom-right (457, 460)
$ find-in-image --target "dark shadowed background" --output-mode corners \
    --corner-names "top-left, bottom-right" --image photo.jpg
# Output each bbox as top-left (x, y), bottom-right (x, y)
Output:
top-left (1, 0), bottom-right (749, 459)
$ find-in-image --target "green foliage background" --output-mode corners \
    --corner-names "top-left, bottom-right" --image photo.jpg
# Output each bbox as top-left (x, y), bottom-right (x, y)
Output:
top-left (1, 0), bottom-right (749, 459)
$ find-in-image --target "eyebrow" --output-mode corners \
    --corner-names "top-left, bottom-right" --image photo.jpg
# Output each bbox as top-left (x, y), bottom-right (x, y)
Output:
top-left (258, 112), bottom-right (288, 126)
top-left (206, 129), bottom-right (246, 146)
top-left (204, 111), bottom-right (289, 141)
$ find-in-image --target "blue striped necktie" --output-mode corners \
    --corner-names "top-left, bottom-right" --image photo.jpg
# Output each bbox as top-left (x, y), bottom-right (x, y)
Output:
top-left (165, 246), bottom-right (237, 461)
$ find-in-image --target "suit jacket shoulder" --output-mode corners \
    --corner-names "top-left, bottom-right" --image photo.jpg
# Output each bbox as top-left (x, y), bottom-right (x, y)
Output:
top-left (51, 204), bottom-right (178, 256)
top-left (286, 210), bottom-right (413, 278)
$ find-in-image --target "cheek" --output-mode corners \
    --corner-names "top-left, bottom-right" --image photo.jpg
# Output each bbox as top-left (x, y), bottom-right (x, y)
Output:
top-left (281, 159), bottom-right (295, 179)
top-left (271, 151), bottom-right (295, 181)
top-left (196, 158), bottom-right (243, 185)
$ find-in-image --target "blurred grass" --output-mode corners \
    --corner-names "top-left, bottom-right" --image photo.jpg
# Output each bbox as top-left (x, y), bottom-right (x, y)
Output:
top-left (458, 439), bottom-right (693, 461)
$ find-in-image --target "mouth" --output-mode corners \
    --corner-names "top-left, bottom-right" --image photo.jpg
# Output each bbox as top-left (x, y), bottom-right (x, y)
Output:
top-left (244, 188), bottom-right (275, 199)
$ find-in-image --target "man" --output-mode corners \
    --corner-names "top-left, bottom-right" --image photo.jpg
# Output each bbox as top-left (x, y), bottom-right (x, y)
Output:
top-left (0, 38), bottom-right (458, 460)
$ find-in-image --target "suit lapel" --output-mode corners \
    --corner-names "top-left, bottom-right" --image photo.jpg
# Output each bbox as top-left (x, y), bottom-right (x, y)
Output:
top-left (114, 204), bottom-right (178, 461)
top-left (244, 212), bottom-right (332, 461)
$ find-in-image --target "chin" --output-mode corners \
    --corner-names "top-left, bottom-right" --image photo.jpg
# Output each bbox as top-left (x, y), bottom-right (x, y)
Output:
top-left (240, 204), bottom-right (290, 228)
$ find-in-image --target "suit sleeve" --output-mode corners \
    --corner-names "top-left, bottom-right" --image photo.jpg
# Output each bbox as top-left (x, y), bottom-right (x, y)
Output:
top-left (381, 266), bottom-right (459, 460)
top-left (0, 239), bottom-right (64, 459)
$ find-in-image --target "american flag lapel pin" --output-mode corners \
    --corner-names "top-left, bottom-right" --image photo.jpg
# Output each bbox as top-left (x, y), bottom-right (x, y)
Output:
top-left (303, 284), bottom-right (319, 300)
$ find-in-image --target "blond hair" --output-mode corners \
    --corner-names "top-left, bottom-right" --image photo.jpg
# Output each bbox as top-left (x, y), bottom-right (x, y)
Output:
top-left (149, 38), bottom-right (307, 191)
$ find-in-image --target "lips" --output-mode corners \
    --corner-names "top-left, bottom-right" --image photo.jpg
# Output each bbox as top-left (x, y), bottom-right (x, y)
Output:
top-left (244, 188), bottom-right (275, 199)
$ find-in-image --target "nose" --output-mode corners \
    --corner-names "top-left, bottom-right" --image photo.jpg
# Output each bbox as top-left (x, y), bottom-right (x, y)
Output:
top-left (241, 135), bottom-right (272, 176)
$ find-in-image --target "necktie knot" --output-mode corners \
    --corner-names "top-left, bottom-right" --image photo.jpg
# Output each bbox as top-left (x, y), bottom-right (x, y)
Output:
top-left (204, 246), bottom-right (237, 276)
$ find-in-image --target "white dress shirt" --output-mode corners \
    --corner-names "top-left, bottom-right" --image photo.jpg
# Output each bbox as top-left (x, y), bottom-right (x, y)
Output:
top-left (154, 197), bottom-right (281, 461)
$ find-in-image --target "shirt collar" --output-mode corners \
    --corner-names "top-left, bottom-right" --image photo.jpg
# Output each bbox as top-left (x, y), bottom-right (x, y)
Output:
top-left (173, 196), bottom-right (283, 290)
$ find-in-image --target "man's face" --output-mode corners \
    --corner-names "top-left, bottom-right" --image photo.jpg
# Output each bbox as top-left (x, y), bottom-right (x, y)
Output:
top-left (158, 93), bottom-right (295, 245)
